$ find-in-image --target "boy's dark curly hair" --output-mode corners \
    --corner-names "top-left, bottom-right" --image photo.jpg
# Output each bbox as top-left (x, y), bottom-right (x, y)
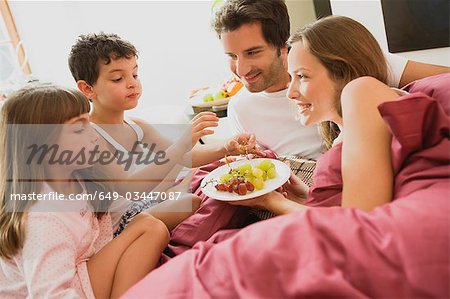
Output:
top-left (68, 32), bottom-right (138, 85)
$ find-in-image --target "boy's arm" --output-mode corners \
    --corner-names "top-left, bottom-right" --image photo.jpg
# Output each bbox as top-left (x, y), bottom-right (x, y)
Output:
top-left (399, 60), bottom-right (450, 87)
top-left (131, 118), bottom-right (173, 151)
top-left (94, 134), bottom-right (189, 195)
top-left (191, 141), bottom-right (227, 167)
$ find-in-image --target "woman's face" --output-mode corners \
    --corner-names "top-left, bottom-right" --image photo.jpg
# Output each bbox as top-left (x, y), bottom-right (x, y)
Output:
top-left (287, 41), bottom-right (342, 126)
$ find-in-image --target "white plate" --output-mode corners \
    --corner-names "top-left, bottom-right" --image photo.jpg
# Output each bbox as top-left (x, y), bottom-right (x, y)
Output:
top-left (201, 158), bottom-right (291, 201)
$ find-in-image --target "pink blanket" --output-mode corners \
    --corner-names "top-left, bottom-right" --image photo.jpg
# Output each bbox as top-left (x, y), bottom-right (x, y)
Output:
top-left (124, 75), bottom-right (449, 298)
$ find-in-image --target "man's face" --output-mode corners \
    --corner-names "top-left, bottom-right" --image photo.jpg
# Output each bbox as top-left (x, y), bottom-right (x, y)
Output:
top-left (221, 22), bottom-right (288, 93)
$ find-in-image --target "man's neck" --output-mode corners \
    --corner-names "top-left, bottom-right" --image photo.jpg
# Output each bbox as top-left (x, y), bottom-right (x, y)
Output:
top-left (264, 72), bottom-right (291, 93)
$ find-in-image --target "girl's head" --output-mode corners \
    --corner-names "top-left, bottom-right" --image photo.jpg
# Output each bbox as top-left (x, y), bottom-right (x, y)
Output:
top-left (1, 84), bottom-right (96, 185)
top-left (0, 84), bottom-right (107, 259)
top-left (2, 84), bottom-right (90, 125)
top-left (286, 16), bottom-right (389, 149)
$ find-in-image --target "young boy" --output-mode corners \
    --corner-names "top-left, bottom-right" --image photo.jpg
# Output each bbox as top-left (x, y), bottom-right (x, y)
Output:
top-left (68, 32), bottom-right (258, 194)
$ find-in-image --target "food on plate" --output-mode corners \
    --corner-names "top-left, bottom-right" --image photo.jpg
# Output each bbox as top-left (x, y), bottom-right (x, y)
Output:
top-left (214, 90), bottom-right (228, 100)
top-left (189, 76), bottom-right (244, 107)
top-left (202, 93), bottom-right (214, 102)
top-left (213, 159), bottom-right (277, 196)
top-left (221, 77), bottom-right (243, 97)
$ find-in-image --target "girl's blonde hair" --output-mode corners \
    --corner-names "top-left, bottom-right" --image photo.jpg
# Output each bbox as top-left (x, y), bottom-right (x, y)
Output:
top-left (288, 16), bottom-right (389, 149)
top-left (0, 84), bottom-right (110, 259)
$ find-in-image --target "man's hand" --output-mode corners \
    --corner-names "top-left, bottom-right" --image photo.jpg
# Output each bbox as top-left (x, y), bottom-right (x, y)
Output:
top-left (224, 133), bottom-right (266, 157)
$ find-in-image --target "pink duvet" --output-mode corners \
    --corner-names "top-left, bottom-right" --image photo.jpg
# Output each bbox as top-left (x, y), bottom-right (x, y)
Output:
top-left (124, 74), bottom-right (449, 298)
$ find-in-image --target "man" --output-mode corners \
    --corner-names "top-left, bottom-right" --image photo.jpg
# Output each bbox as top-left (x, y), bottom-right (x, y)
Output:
top-left (212, 0), bottom-right (449, 160)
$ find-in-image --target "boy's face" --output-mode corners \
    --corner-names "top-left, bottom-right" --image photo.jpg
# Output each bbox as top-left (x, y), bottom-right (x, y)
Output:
top-left (90, 56), bottom-right (141, 112)
top-left (221, 22), bottom-right (288, 93)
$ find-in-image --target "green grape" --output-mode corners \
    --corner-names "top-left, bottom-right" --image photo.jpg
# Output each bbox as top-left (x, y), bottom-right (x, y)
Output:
top-left (262, 171), bottom-right (268, 181)
top-left (238, 164), bottom-right (252, 175)
top-left (258, 159), bottom-right (274, 171)
top-left (253, 178), bottom-right (264, 190)
top-left (219, 173), bottom-right (233, 183)
top-left (267, 167), bottom-right (277, 179)
top-left (202, 93), bottom-right (214, 102)
top-left (252, 168), bottom-right (264, 178)
top-left (244, 173), bottom-right (255, 184)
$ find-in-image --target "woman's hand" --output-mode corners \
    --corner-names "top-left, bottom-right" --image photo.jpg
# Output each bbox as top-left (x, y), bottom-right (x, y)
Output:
top-left (227, 173), bottom-right (309, 215)
top-left (229, 189), bottom-right (307, 215)
top-left (228, 189), bottom-right (287, 209)
top-left (224, 133), bottom-right (266, 157)
top-left (281, 172), bottom-right (309, 203)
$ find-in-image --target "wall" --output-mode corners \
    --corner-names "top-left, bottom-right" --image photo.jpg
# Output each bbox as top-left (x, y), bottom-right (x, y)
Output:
top-left (8, 1), bottom-right (320, 122)
top-left (286, 0), bottom-right (317, 34)
top-left (8, 1), bottom-right (231, 121)
top-left (330, 0), bottom-right (450, 66)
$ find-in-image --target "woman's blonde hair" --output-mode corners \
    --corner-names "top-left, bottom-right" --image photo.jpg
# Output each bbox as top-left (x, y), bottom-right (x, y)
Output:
top-left (0, 84), bottom-right (110, 259)
top-left (288, 16), bottom-right (389, 149)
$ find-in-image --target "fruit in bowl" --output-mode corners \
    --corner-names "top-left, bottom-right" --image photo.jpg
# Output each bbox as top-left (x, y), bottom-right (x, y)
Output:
top-left (202, 93), bottom-right (214, 102)
top-left (189, 76), bottom-right (243, 108)
top-left (214, 90), bottom-right (228, 100)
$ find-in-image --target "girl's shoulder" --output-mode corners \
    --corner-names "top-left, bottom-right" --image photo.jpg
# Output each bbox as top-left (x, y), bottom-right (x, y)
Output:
top-left (26, 210), bottom-right (87, 231)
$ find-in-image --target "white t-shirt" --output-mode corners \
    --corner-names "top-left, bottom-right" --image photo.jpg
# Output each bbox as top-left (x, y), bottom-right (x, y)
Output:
top-left (227, 53), bottom-right (407, 159)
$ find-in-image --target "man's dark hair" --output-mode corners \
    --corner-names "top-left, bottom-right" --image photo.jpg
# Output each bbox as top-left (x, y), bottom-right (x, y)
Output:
top-left (68, 32), bottom-right (138, 85)
top-left (212, 0), bottom-right (290, 50)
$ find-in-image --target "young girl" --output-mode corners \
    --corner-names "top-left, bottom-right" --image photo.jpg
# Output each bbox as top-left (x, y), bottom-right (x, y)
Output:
top-left (0, 85), bottom-right (185, 298)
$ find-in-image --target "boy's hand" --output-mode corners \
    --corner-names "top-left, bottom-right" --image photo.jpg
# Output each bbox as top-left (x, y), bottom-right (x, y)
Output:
top-left (224, 133), bottom-right (266, 157)
top-left (191, 112), bottom-right (219, 146)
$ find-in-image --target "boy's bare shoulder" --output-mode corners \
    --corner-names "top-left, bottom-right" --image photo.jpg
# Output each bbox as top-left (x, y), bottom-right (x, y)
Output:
top-left (129, 117), bottom-right (154, 129)
top-left (129, 117), bottom-right (158, 134)
top-left (129, 117), bottom-right (171, 147)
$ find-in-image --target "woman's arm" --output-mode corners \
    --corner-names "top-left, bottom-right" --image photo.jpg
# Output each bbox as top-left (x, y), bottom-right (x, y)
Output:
top-left (340, 77), bottom-right (400, 212)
